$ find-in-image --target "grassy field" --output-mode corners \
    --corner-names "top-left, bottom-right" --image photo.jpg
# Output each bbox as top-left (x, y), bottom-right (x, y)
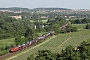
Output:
top-left (0, 38), bottom-right (15, 47)
top-left (30, 19), bottom-right (48, 23)
top-left (72, 24), bottom-right (86, 29)
top-left (7, 29), bottom-right (90, 60)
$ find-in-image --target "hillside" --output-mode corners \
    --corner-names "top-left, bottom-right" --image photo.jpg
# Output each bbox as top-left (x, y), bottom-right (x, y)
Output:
top-left (0, 7), bottom-right (30, 12)
top-left (33, 8), bottom-right (71, 11)
top-left (0, 7), bottom-right (71, 12)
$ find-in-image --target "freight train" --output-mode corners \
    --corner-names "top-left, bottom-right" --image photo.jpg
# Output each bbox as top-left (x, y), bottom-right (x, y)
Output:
top-left (10, 31), bottom-right (55, 52)
top-left (60, 23), bottom-right (69, 30)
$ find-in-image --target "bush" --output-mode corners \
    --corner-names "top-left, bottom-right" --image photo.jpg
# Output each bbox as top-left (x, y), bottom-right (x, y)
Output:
top-left (60, 30), bottom-right (67, 34)
top-left (86, 24), bottom-right (90, 29)
top-left (5, 46), bottom-right (10, 50)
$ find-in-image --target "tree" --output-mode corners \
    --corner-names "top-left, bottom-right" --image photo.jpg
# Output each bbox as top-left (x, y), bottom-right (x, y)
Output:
top-left (15, 36), bottom-right (22, 46)
top-left (78, 41), bottom-right (90, 60)
top-left (25, 27), bottom-right (35, 40)
top-left (44, 26), bottom-right (51, 32)
top-left (66, 26), bottom-right (77, 32)
top-left (86, 24), bottom-right (90, 29)
top-left (15, 36), bottom-right (28, 46)
top-left (4, 17), bottom-right (17, 22)
top-left (82, 18), bottom-right (89, 24)
top-left (35, 50), bottom-right (53, 60)
top-left (61, 45), bottom-right (80, 60)
top-left (52, 24), bottom-right (60, 35)
top-left (5, 46), bottom-right (10, 50)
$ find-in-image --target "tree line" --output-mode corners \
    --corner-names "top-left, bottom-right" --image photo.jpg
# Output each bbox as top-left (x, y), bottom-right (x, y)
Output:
top-left (70, 18), bottom-right (90, 24)
top-left (70, 18), bottom-right (90, 29)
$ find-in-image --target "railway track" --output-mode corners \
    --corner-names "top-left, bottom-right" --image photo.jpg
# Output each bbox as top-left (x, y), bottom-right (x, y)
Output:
top-left (0, 51), bottom-right (18, 60)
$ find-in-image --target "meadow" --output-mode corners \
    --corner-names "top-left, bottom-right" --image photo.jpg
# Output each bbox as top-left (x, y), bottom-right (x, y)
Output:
top-left (0, 38), bottom-right (15, 48)
top-left (30, 19), bottom-right (48, 23)
top-left (72, 24), bottom-right (87, 29)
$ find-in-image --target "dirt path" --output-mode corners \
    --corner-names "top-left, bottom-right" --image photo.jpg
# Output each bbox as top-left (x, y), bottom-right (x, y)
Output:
top-left (6, 36), bottom-right (57, 60)
top-left (57, 37), bottom-right (71, 48)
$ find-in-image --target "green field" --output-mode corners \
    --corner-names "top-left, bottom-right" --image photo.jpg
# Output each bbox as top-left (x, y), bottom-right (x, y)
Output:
top-left (0, 38), bottom-right (15, 48)
top-left (30, 19), bottom-right (48, 23)
top-left (6, 29), bottom-right (90, 60)
top-left (72, 24), bottom-right (86, 29)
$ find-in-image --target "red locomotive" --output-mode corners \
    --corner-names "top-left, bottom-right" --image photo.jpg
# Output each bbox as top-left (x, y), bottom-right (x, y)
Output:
top-left (10, 45), bottom-right (21, 52)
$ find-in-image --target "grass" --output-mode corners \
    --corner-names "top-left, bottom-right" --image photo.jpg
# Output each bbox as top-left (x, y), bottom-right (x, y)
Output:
top-left (8, 29), bottom-right (90, 60)
top-left (72, 24), bottom-right (86, 29)
top-left (0, 38), bottom-right (15, 47)
top-left (30, 19), bottom-right (48, 23)
top-left (42, 19), bottom-right (48, 23)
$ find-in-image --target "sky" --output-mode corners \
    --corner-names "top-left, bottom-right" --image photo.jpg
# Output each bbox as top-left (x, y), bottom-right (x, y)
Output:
top-left (0, 0), bottom-right (90, 9)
